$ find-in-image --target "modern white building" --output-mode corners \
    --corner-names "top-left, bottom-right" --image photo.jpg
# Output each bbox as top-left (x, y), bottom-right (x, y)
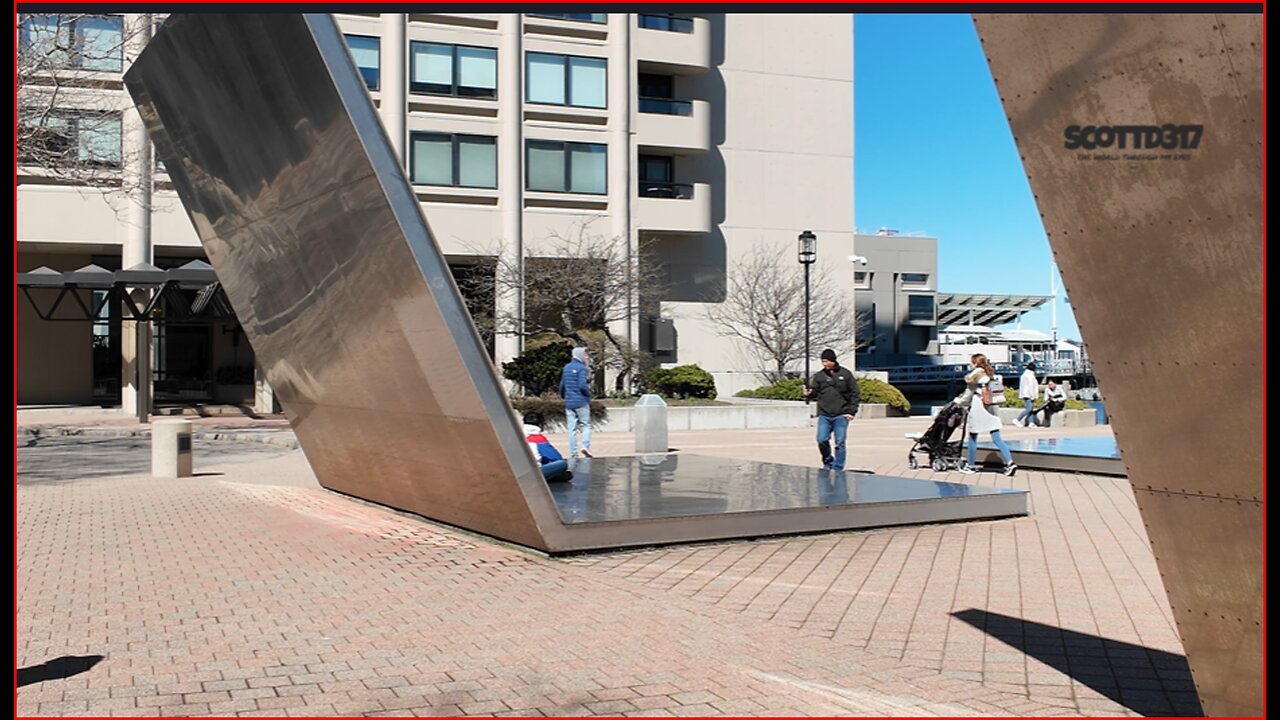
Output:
top-left (17, 12), bottom-right (855, 409)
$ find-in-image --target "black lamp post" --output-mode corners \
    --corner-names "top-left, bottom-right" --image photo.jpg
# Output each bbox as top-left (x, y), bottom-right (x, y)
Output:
top-left (798, 230), bottom-right (817, 402)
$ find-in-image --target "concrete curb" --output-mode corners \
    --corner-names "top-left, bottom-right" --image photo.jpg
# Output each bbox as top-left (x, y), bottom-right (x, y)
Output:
top-left (19, 425), bottom-right (301, 450)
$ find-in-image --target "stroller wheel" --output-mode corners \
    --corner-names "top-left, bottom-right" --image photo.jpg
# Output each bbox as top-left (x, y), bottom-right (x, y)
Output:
top-left (931, 457), bottom-right (948, 472)
top-left (908, 455), bottom-right (919, 470)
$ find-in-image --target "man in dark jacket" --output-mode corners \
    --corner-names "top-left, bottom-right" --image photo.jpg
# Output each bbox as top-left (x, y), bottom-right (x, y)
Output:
top-left (559, 346), bottom-right (593, 458)
top-left (803, 348), bottom-right (860, 470)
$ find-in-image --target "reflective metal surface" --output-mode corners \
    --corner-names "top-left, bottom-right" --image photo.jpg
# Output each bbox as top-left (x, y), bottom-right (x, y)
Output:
top-left (975, 437), bottom-right (1125, 475)
top-left (551, 455), bottom-right (1016, 523)
top-left (975, 14), bottom-right (1262, 716)
top-left (124, 14), bottom-right (561, 550)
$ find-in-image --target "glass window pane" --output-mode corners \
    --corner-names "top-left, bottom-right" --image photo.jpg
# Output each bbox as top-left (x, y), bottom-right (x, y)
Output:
top-left (457, 46), bottom-right (497, 95)
top-left (568, 144), bottom-right (606, 194)
top-left (527, 142), bottom-right (565, 192)
top-left (344, 35), bottom-right (380, 90)
top-left (79, 114), bottom-right (121, 166)
top-left (412, 42), bottom-right (453, 89)
top-left (76, 15), bottom-right (123, 71)
top-left (526, 53), bottom-right (565, 105)
top-left (411, 135), bottom-right (453, 186)
top-left (20, 14), bottom-right (69, 68)
top-left (458, 137), bottom-right (496, 188)
top-left (568, 57), bottom-right (606, 108)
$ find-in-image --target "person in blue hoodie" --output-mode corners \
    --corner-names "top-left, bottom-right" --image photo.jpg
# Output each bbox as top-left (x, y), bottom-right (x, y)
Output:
top-left (523, 411), bottom-right (572, 483)
top-left (559, 346), bottom-right (593, 458)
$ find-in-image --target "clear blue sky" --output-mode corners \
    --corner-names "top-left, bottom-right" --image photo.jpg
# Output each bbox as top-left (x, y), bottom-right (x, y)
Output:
top-left (854, 14), bottom-right (1079, 341)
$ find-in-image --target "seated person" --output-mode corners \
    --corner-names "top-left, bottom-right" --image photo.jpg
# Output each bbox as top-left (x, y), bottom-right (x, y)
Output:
top-left (1036, 381), bottom-right (1069, 426)
top-left (523, 411), bottom-right (573, 483)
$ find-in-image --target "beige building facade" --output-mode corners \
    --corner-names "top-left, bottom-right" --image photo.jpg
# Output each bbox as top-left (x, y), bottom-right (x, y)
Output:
top-left (17, 12), bottom-right (855, 408)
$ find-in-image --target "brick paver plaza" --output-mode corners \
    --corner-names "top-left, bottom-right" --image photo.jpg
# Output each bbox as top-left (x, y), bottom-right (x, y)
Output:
top-left (17, 411), bottom-right (1202, 717)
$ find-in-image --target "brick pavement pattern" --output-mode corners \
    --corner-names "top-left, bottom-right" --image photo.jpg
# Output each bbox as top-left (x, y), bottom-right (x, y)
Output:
top-left (17, 417), bottom-right (1201, 717)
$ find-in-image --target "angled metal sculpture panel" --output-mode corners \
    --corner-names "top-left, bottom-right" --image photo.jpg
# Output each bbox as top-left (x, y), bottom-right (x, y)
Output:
top-left (125, 13), bottom-right (1029, 556)
top-left (974, 14), bottom-right (1262, 716)
top-left (124, 14), bottom-right (565, 551)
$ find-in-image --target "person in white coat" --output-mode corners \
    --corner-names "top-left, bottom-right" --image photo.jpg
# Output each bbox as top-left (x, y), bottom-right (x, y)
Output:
top-left (958, 354), bottom-right (1017, 476)
top-left (1015, 362), bottom-right (1040, 427)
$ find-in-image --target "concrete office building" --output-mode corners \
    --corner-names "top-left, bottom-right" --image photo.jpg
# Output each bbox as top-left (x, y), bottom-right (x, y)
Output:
top-left (17, 12), bottom-right (855, 409)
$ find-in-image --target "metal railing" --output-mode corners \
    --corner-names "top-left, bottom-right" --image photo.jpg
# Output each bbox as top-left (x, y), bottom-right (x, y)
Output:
top-left (639, 180), bottom-right (694, 199)
top-left (638, 14), bottom-right (694, 33)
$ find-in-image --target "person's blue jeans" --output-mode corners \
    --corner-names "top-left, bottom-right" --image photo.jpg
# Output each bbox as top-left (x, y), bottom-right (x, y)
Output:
top-left (566, 405), bottom-right (591, 456)
top-left (1016, 398), bottom-right (1037, 427)
top-left (816, 414), bottom-right (849, 470)
top-left (968, 430), bottom-right (1013, 467)
top-left (541, 459), bottom-right (570, 481)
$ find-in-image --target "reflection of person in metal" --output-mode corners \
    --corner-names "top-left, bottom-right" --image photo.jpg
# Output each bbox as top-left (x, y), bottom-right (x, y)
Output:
top-left (816, 468), bottom-right (849, 505)
top-left (958, 353), bottom-right (1017, 476)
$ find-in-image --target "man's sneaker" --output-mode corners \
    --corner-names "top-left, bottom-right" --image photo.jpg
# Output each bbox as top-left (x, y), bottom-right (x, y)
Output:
top-left (1003, 463), bottom-right (1018, 477)
top-left (580, 448), bottom-right (593, 458)
top-left (958, 465), bottom-right (978, 475)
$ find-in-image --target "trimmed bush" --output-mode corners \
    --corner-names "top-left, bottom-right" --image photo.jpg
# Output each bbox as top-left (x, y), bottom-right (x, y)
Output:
top-left (511, 395), bottom-right (607, 426)
top-left (736, 377), bottom-right (910, 414)
top-left (997, 388), bottom-right (1088, 410)
top-left (501, 342), bottom-right (572, 396)
top-left (644, 364), bottom-right (717, 399)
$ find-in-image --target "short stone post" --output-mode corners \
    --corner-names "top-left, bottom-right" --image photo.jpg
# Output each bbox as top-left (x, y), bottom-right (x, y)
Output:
top-left (152, 419), bottom-right (193, 478)
top-left (634, 394), bottom-right (669, 454)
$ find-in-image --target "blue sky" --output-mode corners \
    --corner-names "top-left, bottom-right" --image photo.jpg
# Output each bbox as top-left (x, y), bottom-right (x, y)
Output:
top-left (854, 14), bottom-right (1079, 341)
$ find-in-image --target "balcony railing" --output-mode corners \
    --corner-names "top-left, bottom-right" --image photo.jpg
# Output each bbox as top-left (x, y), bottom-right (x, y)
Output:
top-left (639, 97), bottom-right (693, 116)
top-left (527, 12), bottom-right (606, 24)
top-left (638, 14), bottom-right (694, 33)
top-left (640, 181), bottom-right (694, 199)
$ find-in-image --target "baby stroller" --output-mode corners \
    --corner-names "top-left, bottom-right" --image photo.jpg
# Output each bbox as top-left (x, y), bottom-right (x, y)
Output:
top-left (905, 401), bottom-right (969, 471)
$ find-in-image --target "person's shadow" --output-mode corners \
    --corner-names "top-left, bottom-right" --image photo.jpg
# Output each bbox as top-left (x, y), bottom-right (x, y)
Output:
top-left (18, 655), bottom-right (104, 687)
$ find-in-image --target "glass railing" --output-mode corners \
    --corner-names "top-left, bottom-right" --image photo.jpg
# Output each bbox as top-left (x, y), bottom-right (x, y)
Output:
top-left (639, 181), bottom-right (694, 199)
top-left (527, 12), bottom-right (606, 23)
top-left (638, 14), bottom-right (694, 33)
top-left (638, 97), bottom-right (693, 116)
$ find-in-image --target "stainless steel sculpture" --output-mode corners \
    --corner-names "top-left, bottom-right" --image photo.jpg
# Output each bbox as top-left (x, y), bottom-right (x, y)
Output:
top-left (125, 13), bottom-right (1027, 555)
top-left (974, 14), bottom-right (1262, 716)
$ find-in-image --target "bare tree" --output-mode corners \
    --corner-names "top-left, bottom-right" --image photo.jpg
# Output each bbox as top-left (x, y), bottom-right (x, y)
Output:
top-left (17, 13), bottom-right (154, 208)
top-left (461, 218), bottom-right (667, 393)
top-left (706, 245), bottom-right (866, 383)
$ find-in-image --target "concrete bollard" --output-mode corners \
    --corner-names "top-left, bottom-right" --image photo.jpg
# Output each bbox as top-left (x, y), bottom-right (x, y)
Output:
top-left (152, 419), bottom-right (193, 478)
top-left (634, 394), bottom-right (669, 453)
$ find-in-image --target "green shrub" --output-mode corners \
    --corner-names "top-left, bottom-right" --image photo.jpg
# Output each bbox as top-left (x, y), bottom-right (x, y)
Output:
top-left (501, 342), bottom-right (572, 396)
top-left (510, 395), bottom-right (607, 426)
top-left (644, 364), bottom-right (717, 399)
top-left (857, 377), bottom-right (910, 413)
top-left (997, 387), bottom-right (1089, 411)
top-left (735, 378), bottom-right (806, 400)
top-left (736, 377), bottom-right (910, 413)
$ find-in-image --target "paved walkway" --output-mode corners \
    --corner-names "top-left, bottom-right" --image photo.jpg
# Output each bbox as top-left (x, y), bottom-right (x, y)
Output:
top-left (16, 409), bottom-right (1201, 717)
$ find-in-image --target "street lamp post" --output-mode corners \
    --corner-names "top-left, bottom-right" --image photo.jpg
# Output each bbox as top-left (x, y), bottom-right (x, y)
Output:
top-left (798, 230), bottom-right (817, 402)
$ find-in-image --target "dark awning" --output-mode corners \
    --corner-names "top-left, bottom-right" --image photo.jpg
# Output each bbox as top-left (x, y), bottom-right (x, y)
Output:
top-left (17, 260), bottom-right (235, 324)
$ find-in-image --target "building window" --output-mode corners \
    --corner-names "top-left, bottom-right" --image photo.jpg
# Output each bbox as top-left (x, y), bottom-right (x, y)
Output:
top-left (526, 12), bottom-right (606, 23)
top-left (343, 34), bottom-right (380, 90)
top-left (410, 133), bottom-right (497, 189)
top-left (19, 14), bottom-right (124, 72)
top-left (410, 42), bottom-right (497, 98)
top-left (639, 155), bottom-right (692, 199)
top-left (526, 53), bottom-right (606, 109)
top-left (907, 294), bottom-right (935, 321)
top-left (853, 271), bottom-right (871, 289)
top-left (901, 272), bottom-right (930, 288)
top-left (637, 14), bottom-right (695, 33)
top-left (526, 140), bottom-right (606, 194)
top-left (18, 110), bottom-right (122, 167)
